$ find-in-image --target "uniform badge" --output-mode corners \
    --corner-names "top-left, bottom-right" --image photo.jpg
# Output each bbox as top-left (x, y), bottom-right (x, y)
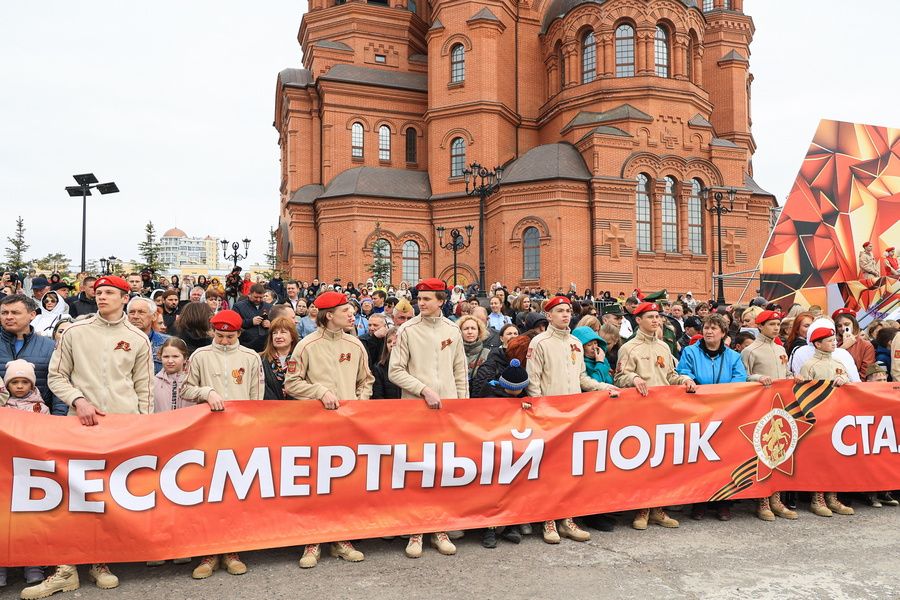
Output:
top-left (32, 404), bottom-right (42, 413)
top-left (114, 340), bottom-right (131, 352)
top-left (440, 338), bottom-right (452, 350)
top-left (526, 348), bottom-right (533, 359)
top-left (656, 356), bottom-right (665, 368)
top-left (836, 368), bottom-right (843, 375)
top-left (895, 350), bottom-right (900, 359)
top-left (339, 353), bottom-right (351, 363)
top-left (232, 367), bottom-right (245, 384)
top-left (287, 359), bottom-right (297, 374)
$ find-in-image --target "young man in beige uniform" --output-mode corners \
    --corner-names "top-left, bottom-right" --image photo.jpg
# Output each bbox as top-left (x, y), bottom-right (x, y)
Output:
top-left (388, 277), bottom-right (466, 558)
top-left (740, 309), bottom-right (798, 521)
top-left (798, 320), bottom-right (854, 517)
top-left (284, 291), bottom-right (372, 568)
top-left (181, 309), bottom-right (263, 580)
top-left (614, 302), bottom-right (696, 530)
top-left (25, 276), bottom-right (153, 598)
top-left (526, 295), bottom-right (619, 544)
top-left (858, 241), bottom-right (879, 283)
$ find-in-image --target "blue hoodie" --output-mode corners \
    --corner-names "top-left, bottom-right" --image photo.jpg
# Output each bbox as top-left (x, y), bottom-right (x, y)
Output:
top-left (677, 340), bottom-right (747, 384)
top-left (572, 326), bottom-right (613, 384)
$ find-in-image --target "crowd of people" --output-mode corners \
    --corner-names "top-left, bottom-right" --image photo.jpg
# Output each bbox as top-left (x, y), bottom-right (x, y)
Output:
top-left (0, 264), bottom-right (899, 598)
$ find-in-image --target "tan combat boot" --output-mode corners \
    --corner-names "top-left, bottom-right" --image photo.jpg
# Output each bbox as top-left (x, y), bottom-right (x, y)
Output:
top-left (87, 564), bottom-right (118, 589)
top-left (558, 518), bottom-right (591, 542)
top-left (542, 520), bottom-right (561, 543)
top-left (430, 532), bottom-right (457, 555)
top-left (810, 492), bottom-right (833, 517)
top-left (192, 555), bottom-right (220, 579)
top-left (222, 553), bottom-right (247, 575)
top-left (330, 541), bottom-right (364, 562)
top-left (299, 544), bottom-right (321, 568)
top-left (770, 492), bottom-right (798, 519)
top-left (405, 534), bottom-right (423, 558)
top-left (632, 508), bottom-right (650, 530)
top-left (825, 493), bottom-right (854, 515)
top-left (756, 497), bottom-right (775, 521)
top-left (649, 507), bottom-right (679, 528)
top-left (20, 565), bottom-right (80, 599)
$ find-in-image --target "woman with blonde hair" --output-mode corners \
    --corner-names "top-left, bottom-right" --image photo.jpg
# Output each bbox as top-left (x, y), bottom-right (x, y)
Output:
top-left (458, 314), bottom-right (491, 388)
top-left (577, 314), bottom-right (601, 334)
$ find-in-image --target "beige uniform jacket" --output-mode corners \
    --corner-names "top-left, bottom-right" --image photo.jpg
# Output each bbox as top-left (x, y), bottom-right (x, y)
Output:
top-left (740, 334), bottom-right (790, 381)
top-left (614, 329), bottom-right (691, 388)
top-left (859, 250), bottom-right (879, 278)
top-left (181, 343), bottom-right (264, 401)
top-left (526, 325), bottom-right (609, 397)
top-left (48, 313), bottom-right (154, 415)
top-left (892, 334), bottom-right (900, 383)
top-left (799, 350), bottom-right (849, 382)
top-left (283, 327), bottom-right (374, 401)
top-left (388, 314), bottom-right (468, 399)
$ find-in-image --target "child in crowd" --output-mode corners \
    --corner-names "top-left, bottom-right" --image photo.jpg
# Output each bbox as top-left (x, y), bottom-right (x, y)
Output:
top-left (1, 360), bottom-right (47, 588)
top-left (572, 326), bottom-right (614, 384)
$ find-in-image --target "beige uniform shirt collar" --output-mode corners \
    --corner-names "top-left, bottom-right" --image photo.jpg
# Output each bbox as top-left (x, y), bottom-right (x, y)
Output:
top-left (321, 327), bottom-right (344, 340)
top-left (95, 312), bottom-right (127, 327)
top-left (635, 329), bottom-right (657, 343)
top-left (548, 324), bottom-right (570, 339)
top-left (813, 349), bottom-right (832, 361)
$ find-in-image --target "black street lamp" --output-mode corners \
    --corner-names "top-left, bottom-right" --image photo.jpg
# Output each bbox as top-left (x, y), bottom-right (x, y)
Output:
top-left (702, 186), bottom-right (737, 306)
top-left (65, 173), bottom-right (119, 274)
top-left (99, 255), bottom-right (118, 276)
top-left (436, 225), bottom-right (474, 287)
top-left (221, 238), bottom-right (251, 269)
top-left (463, 162), bottom-right (503, 297)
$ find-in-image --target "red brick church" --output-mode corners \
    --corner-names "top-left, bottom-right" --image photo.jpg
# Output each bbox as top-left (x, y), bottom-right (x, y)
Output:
top-left (274, 0), bottom-right (776, 298)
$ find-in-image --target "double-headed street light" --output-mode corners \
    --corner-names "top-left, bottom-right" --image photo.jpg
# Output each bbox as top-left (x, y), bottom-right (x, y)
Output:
top-left (99, 256), bottom-right (118, 276)
top-left (222, 238), bottom-right (251, 268)
top-left (436, 225), bottom-right (474, 288)
top-left (701, 186), bottom-right (737, 306)
top-left (463, 163), bottom-right (503, 297)
top-left (65, 173), bottom-right (119, 273)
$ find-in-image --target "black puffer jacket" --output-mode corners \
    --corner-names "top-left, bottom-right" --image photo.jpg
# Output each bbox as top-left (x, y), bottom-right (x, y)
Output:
top-left (471, 347), bottom-right (508, 398)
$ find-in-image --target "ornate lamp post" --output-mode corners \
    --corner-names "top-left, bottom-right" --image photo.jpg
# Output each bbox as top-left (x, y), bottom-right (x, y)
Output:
top-left (436, 225), bottom-right (474, 287)
top-left (221, 238), bottom-right (251, 269)
top-left (99, 255), bottom-right (118, 276)
top-left (463, 163), bottom-right (503, 297)
top-left (702, 186), bottom-right (737, 306)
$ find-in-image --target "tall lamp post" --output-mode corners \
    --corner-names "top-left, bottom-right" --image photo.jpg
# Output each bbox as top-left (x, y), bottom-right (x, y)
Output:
top-left (65, 173), bottom-right (119, 273)
top-left (702, 186), bottom-right (737, 306)
top-left (221, 238), bottom-right (251, 268)
top-left (463, 163), bottom-right (503, 297)
top-left (436, 225), bottom-right (473, 287)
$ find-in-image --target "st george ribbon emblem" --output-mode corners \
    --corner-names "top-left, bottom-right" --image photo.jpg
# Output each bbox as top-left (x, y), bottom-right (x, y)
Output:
top-left (739, 393), bottom-right (813, 482)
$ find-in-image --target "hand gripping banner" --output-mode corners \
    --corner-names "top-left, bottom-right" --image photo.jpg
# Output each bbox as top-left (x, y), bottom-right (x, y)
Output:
top-left (1, 380), bottom-right (899, 565)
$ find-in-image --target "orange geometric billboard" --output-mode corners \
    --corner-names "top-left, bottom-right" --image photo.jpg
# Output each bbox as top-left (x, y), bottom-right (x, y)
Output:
top-left (760, 120), bottom-right (900, 322)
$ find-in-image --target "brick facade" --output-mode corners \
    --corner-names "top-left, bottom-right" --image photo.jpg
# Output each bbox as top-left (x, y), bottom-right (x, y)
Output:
top-left (274, 0), bottom-right (775, 300)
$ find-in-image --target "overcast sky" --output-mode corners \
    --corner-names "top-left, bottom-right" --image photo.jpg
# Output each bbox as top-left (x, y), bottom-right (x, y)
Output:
top-left (1, 1), bottom-right (897, 269)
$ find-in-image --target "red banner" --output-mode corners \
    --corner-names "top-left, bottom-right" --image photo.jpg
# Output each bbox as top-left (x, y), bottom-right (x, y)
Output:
top-left (1, 380), bottom-right (899, 565)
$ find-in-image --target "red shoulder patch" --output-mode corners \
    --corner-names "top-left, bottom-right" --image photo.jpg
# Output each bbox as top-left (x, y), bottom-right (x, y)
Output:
top-left (287, 359), bottom-right (297, 374)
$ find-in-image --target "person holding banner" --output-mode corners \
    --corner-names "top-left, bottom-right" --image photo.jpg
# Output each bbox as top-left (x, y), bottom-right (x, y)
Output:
top-left (526, 295), bottom-right (619, 544)
top-left (283, 291), bottom-right (372, 568)
top-left (739, 309), bottom-right (799, 522)
top-left (798, 320), bottom-right (855, 517)
top-left (23, 276), bottom-right (154, 598)
top-left (388, 277), bottom-right (467, 559)
top-left (181, 309), bottom-right (264, 579)
top-left (614, 301), bottom-right (695, 530)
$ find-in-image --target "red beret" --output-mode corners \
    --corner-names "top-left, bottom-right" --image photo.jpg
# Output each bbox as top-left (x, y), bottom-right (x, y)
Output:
top-left (544, 296), bottom-right (571, 312)
top-left (415, 278), bottom-right (447, 292)
top-left (93, 275), bottom-right (130, 293)
top-left (831, 307), bottom-right (856, 321)
top-left (886, 247), bottom-right (895, 253)
top-left (689, 334), bottom-right (704, 346)
top-left (210, 309), bottom-right (242, 332)
top-left (632, 302), bottom-right (660, 316)
top-left (755, 310), bottom-right (782, 325)
top-left (809, 323), bottom-right (835, 343)
top-left (863, 241), bottom-right (873, 248)
top-left (314, 291), bottom-right (349, 310)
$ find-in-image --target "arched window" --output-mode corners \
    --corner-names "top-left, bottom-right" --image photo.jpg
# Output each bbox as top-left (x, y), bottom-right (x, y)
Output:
top-left (688, 179), bottom-right (705, 255)
top-left (687, 36), bottom-right (695, 82)
top-left (582, 31), bottom-right (596, 83)
top-left (654, 26), bottom-right (669, 78)
top-left (402, 240), bottom-right (420, 283)
top-left (375, 239), bottom-right (392, 284)
top-left (636, 174), bottom-right (652, 252)
top-left (450, 137), bottom-right (466, 177)
top-left (703, 0), bottom-right (713, 11)
top-left (405, 128), bottom-right (417, 164)
top-left (662, 176), bottom-right (678, 252)
top-left (408, 0), bottom-right (417, 14)
top-left (557, 43), bottom-right (566, 90)
top-left (615, 24), bottom-right (635, 77)
top-left (351, 122), bottom-right (364, 158)
top-left (450, 44), bottom-right (465, 83)
top-left (378, 125), bottom-right (391, 161)
top-left (523, 227), bottom-right (541, 280)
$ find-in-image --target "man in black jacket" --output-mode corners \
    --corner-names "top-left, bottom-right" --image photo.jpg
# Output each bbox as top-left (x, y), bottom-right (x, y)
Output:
top-left (233, 283), bottom-right (272, 351)
top-left (67, 276), bottom-right (98, 317)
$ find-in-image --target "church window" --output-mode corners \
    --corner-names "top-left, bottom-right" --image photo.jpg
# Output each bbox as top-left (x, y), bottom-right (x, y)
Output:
top-left (636, 174), bottom-right (652, 252)
top-left (351, 122), bottom-right (364, 158)
top-left (582, 31), bottom-right (596, 83)
top-left (689, 179), bottom-right (705, 254)
top-left (408, 0), bottom-right (417, 14)
top-left (703, 0), bottom-right (713, 11)
top-left (655, 26), bottom-right (670, 78)
top-left (523, 227), bottom-right (540, 280)
top-left (402, 241), bottom-right (420, 283)
top-left (405, 128), bottom-right (417, 164)
top-left (615, 24), bottom-right (635, 77)
top-left (450, 44), bottom-right (465, 83)
top-left (662, 176), bottom-right (679, 252)
top-left (450, 137), bottom-right (466, 177)
top-left (379, 125), bottom-right (391, 161)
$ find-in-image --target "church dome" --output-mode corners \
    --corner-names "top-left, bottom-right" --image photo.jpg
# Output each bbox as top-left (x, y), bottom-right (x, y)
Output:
top-left (162, 227), bottom-right (187, 238)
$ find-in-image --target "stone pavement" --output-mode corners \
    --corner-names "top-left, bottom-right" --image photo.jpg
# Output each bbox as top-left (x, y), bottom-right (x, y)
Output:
top-left (4, 502), bottom-right (898, 600)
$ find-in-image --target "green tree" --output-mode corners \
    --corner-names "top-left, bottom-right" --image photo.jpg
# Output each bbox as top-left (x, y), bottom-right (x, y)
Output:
top-left (262, 226), bottom-right (277, 278)
top-left (33, 253), bottom-right (72, 275)
top-left (137, 221), bottom-right (166, 274)
top-left (365, 223), bottom-right (391, 284)
top-left (4, 216), bottom-right (29, 272)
